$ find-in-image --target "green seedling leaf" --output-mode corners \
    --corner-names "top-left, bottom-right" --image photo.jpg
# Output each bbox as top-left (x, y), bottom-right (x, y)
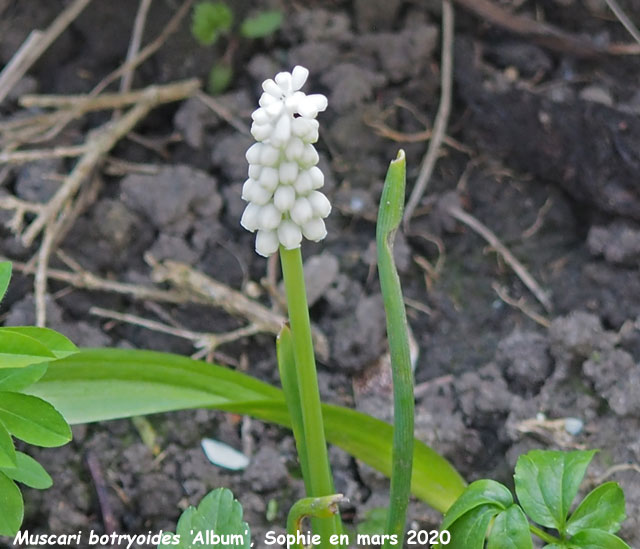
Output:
top-left (29, 348), bottom-right (466, 513)
top-left (441, 479), bottom-right (513, 531)
top-left (0, 330), bottom-right (56, 368)
top-left (240, 10), bottom-right (282, 39)
top-left (515, 449), bottom-right (597, 532)
top-left (208, 63), bottom-right (233, 95)
top-left (159, 487), bottom-right (250, 549)
top-left (487, 505), bottom-right (533, 549)
top-left (0, 392), bottom-right (71, 447)
top-left (566, 482), bottom-right (626, 535)
top-left (0, 363), bottom-right (48, 392)
top-left (0, 261), bottom-right (11, 302)
top-left (1, 327), bottom-right (76, 358)
top-left (568, 528), bottom-right (630, 548)
top-left (0, 421), bottom-right (16, 468)
top-left (0, 452), bottom-right (52, 489)
top-left (436, 504), bottom-right (500, 549)
top-left (191, 1), bottom-right (233, 45)
top-left (0, 472), bottom-right (23, 536)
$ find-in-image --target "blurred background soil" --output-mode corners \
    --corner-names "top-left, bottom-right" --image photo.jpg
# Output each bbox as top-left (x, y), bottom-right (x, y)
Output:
top-left (1, 0), bottom-right (640, 546)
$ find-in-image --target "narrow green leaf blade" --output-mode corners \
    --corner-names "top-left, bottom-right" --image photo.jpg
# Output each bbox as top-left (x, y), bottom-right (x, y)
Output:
top-left (0, 363), bottom-right (49, 392)
top-left (0, 262), bottom-right (11, 302)
top-left (0, 392), bottom-right (71, 447)
top-left (240, 10), bottom-right (282, 38)
top-left (0, 472), bottom-right (23, 536)
top-left (1, 327), bottom-right (77, 358)
top-left (0, 451), bottom-right (52, 489)
top-left (487, 505), bottom-right (533, 549)
top-left (569, 529), bottom-right (630, 548)
top-left (435, 505), bottom-right (499, 549)
top-left (0, 330), bottom-right (56, 368)
top-left (515, 449), bottom-right (597, 531)
top-left (441, 479), bottom-right (513, 531)
top-left (0, 421), bottom-right (16, 468)
top-left (566, 482), bottom-right (626, 535)
top-left (29, 348), bottom-right (466, 513)
top-left (376, 150), bottom-right (413, 548)
top-left (162, 487), bottom-right (250, 548)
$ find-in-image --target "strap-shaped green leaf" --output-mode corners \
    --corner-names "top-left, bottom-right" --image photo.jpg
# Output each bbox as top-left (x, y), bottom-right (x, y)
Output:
top-left (0, 363), bottom-right (48, 392)
top-left (441, 479), bottom-right (512, 531)
top-left (0, 330), bottom-right (56, 369)
top-left (515, 449), bottom-right (597, 532)
top-left (0, 451), bottom-right (52, 489)
top-left (568, 528), bottom-right (630, 548)
top-left (566, 482), bottom-right (626, 536)
top-left (1, 327), bottom-right (77, 358)
top-left (0, 471), bottom-right (23, 536)
top-left (0, 392), bottom-right (71, 447)
top-left (487, 505), bottom-right (533, 549)
top-left (159, 487), bottom-right (250, 549)
top-left (0, 262), bottom-right (11, 303)
top-left (29, 348), bottom-right (466, 513)
top-left (0, 421), bottom-right (16, 468)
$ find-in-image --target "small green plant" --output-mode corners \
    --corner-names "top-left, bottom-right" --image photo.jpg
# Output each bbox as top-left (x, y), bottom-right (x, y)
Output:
top-left (436, 449), bottom-right (629, 548)
top-left (191, 1), bottom-right (283, 94)
top-left (0, 262), bottom-right (74, 536)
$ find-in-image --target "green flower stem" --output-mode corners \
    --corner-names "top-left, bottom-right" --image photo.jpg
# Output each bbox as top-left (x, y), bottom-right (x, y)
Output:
top-left (376, 150), bottom-right (414, 548)
top-left (529, 524), bottom-right (561, 545)
top-left (279, 246), bottom-right (341, 547)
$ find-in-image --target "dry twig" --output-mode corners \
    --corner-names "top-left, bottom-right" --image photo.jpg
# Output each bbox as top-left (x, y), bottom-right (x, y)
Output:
top-left (404, 0), bottom-right (455, 228)
top-left (0, 0), bottom-right (92, 103)
top-left (20, 78), bottom-right (199, 247)
top-left (603, 0), bottom-right (640, 46)
top-left (492, 282), bottom-right (551, 328)
top-left (120, 0), bottom-right (154, 95)
top-left (446, 203), bottom-right (552, 312)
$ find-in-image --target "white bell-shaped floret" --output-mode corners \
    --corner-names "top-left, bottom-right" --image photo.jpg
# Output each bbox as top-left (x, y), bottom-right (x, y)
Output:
top-left (245, 143), bottom-right (262, 164)
top-left (262, 79), bottom-right (282, 98)
top-left (278, 220), bottom-right (302, 249)
top-left (251, 122), bottom-right (272, 141)
top-left (291, 66), bottom-right (309, 90)
top-left (251, 109), bottom-right (270, 125)
top-left (284, 137), bottom-right (305, 161)
top-left (259, 203), bottom-right (282, 230)
top-left (248, 164), bottom-right (261, 179)
top-left (259, 144), bottom-right (280, 166)
top-left (240, 202), bottom-right (262, 232)
top-left (255, 230), bottom-right (279, 257)
top-left (271, 115), bottom-right (291, 145)
top-left (259, 167), bottom-right (280, 191)
top-left (302, 218), bottom-right (327, 241)
top-left (273, 185), bottom-right (296, 212)
top-left (279, 162), bottom-right (298, 184)
top-left (308, 166), bottom-right (324, 189)
top-left (294, 170), bottom-right (314, 194)
top-left (242, 179), bottom-right (271, 206)
top-left (308, 191), bottom-right (332, 218)
top-left (290, 197), bottom-right (313, 225)
top-left (300, 144), bottom-right (319, 167)
top-left (275, 71), bottom-right (292, 93)
top-left (259, 92), bottom-right (278, 108)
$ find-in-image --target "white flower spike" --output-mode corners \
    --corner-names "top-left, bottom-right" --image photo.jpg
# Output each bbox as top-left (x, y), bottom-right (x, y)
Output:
top-left (241, 66), bottom-right (330, 257)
